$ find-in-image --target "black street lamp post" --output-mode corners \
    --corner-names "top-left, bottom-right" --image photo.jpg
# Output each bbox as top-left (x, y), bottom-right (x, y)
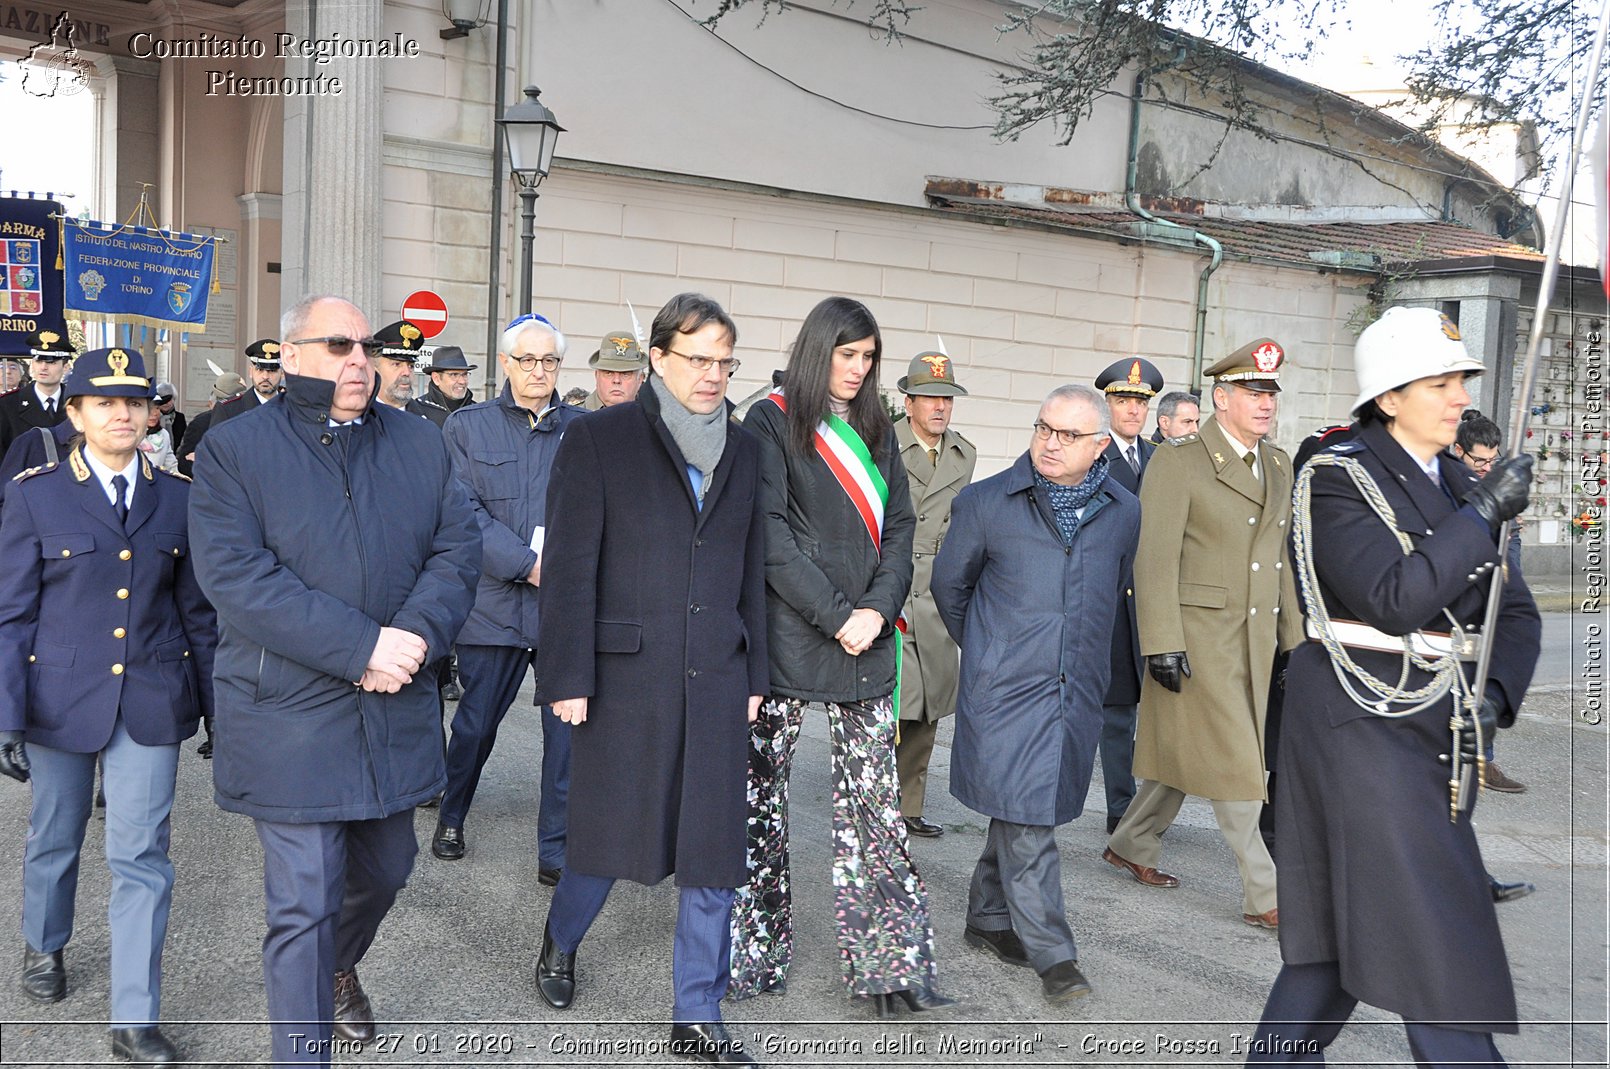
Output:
top-left (496, 85), bottom-right (564, 350)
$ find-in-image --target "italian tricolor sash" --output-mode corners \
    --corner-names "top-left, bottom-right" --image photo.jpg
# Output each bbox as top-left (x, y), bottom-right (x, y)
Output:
top-left (768, 391), bottom-right (906, 719)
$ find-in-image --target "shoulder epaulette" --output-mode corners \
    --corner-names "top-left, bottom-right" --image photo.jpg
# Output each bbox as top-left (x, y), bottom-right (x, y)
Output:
top-left (1323, 439), bottom-right (1365, 455)
top-left (1165, 433), bottom-right (1199, 447)
top-left (952, 430), bottom-right (977, 452)
top-left (12, 463), bottom-right (53, 482)
top-left (156, 468), bottom-right (192, 483)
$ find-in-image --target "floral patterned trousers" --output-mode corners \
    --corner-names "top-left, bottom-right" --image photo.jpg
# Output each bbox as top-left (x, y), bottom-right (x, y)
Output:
top-left (728, 694), bottom-right (939, 999)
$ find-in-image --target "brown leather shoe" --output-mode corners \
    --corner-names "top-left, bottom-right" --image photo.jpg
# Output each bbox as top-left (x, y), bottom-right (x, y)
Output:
top-left (1482, 763), bottom-right (1527, 793)
top-left (332, 967), bottom-right (375, 1043)
top-left (1243, 908), bottom-right (1279, 929)
top-left (1102, 847), bottom-right (1179, 888)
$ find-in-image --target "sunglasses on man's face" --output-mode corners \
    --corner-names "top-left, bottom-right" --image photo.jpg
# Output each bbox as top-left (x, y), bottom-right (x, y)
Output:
top-left (288, 336), bottom-right (383, 357)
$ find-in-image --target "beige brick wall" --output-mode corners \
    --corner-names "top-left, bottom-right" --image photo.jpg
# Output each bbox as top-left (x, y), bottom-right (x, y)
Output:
top-left (396, 166), bottom-right (1372, 476)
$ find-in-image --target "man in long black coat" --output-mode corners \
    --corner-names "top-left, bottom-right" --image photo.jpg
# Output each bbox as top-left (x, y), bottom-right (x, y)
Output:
top-left (533, 294), bottom-right (766, 1067)
top-left (1092, 357), bottom-right (1161, 834)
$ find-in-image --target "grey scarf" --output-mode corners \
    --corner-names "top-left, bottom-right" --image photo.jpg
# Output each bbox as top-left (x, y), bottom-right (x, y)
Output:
top-left (649, 374), bottom-right (727, 501)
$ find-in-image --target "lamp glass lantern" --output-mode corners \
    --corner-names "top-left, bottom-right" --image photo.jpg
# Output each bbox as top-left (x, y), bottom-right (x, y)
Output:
top-left (498, 86), bottom-right (565, 189)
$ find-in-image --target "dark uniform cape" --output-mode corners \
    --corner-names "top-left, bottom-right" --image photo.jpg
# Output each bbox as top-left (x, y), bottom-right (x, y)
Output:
top-left (0, 385), bottom-right (68, 459)
top-left (1278, 418), bottom-right (1540, 1031)
top-left (1100, 435), bottom-right (1153, 705)
top-left (533, 383), bottom-right (769, 887)
top-left (188, 373), bottom-right (480, 823)
top-left (0, 449), bottom-right (217, 751)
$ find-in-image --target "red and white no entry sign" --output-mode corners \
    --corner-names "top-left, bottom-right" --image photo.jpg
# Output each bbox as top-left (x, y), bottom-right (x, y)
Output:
top-left (400, 290), bottom-right (448, 339)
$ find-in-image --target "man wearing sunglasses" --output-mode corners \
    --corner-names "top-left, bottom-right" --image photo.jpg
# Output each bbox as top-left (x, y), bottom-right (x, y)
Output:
top-left (189, 294), bottom-right (479, 1065)
top-left (434, 313), bottom-right (579, 888)
top-left (0, 330), bottom-right (74, 458)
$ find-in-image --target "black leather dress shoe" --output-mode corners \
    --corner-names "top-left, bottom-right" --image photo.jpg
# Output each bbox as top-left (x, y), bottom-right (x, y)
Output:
top-left (538, 865), bottom-right (563, 887)
top-left (535, 922), bottom-right (576, 1009)
top-left (1490, 874), bottom-right (1536, 903)
top-left (669, 1021), bottom-right (758, 1066)
top-left (21, 946), bottom-right (65, 1003)
top-left (1040, 959), bottom-right (1093, 1002)
top-left (964, 924), bottom-right (1031, 967)
top-left (109, 1026), bottom-right (178, 1065)
top-left (333, 967), bottom-right (375, 1042)
top-left (431, 821), bottom-right (465, 861)
top-left (903, 815), bottom-right (944, 838)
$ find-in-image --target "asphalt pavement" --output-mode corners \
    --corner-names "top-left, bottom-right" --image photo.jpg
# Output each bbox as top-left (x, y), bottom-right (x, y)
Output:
top-left (0, 611), bottom-right (1604, 1068)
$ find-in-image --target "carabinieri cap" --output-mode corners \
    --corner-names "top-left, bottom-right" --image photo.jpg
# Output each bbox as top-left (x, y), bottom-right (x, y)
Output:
top-left (28, 329), bottom-right (76, 361)
top-left (245, 339), bottom-right (282, 369)
top-left (374, 321), bottom-right (426, 361)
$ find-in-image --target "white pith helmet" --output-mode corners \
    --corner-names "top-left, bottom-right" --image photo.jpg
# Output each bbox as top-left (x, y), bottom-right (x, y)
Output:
top-left (1351, 307), bottom-right (1486, 415)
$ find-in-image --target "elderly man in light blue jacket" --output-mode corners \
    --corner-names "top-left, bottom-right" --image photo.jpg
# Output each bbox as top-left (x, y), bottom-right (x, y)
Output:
top-left (931, 383), bottom-right (1140, 1006)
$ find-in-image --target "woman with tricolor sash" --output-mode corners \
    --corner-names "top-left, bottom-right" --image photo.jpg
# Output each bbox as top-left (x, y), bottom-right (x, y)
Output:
top-left (728, 297), bottom-right (951, 1015)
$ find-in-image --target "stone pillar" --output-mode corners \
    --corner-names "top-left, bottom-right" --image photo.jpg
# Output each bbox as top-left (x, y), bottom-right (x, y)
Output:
top-left (280, 0), bottom-right (384, 318)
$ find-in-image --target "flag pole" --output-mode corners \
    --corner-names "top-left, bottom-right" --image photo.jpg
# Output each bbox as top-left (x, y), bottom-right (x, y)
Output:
top-left (1465, 0), bottom-right (1610, 813)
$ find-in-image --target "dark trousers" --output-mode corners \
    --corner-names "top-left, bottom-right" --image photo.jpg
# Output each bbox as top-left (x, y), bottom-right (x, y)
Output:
top-left (547, 871), bottom-right (734, 1024)
top-left (967, 818), bottom-right (1076, 972)
top-left (443, 644), bottom-right (570, 868)
top-left (1250, 961), bottom-right (1508, 1067)
top-left (1099, 702), bottom-right (1138, 822)
top-left (254, 810), bottom-right (417, 1066)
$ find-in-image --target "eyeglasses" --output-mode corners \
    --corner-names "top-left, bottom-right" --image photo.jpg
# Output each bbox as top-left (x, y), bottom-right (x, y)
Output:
top-left (1464, 449), bottom-right (1503, 471)
top-left (289, 336), bottom-right (383, 357)
top-left (666, 349), bottom-right (741, 375)
top-left (1032, 420), bottom-right (1102, 447)
top-left (509, 354), bottom-right (562, 373)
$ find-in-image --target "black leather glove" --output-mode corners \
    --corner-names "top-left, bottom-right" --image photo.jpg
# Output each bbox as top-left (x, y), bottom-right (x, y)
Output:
top-left (0, 730), bottom-right (30, 783)
top-left (1147, 652), bottom-right (1191, 693)
top-left (1455, 691), bottom-right (1503, 764)
top-left (1464, 455), bottom-right (1533, 528)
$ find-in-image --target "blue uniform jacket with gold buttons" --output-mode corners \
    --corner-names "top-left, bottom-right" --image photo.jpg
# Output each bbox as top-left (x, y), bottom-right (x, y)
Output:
top-left (0, 447), bottom-right (217, 751)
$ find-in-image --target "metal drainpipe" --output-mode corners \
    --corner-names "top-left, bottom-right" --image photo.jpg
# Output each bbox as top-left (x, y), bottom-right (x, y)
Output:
top-left (1125, 62), bottom-right (1224, 391)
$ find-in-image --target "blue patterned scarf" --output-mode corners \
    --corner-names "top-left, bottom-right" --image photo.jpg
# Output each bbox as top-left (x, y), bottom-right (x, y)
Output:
top-left (1034, 455), bottom-right (1110, 543)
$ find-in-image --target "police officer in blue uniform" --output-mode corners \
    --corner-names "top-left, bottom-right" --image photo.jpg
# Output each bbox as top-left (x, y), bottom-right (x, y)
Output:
top-left (0, 346), bottom-right (216, 1066)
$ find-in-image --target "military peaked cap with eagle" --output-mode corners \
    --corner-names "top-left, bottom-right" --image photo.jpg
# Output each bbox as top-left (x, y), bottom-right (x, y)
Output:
top-left (897, 351), bottom-right (968, 397)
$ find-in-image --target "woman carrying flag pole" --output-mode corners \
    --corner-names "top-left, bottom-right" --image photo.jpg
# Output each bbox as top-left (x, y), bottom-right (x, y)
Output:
top-left (729, 297), bottom-right (951, 1016)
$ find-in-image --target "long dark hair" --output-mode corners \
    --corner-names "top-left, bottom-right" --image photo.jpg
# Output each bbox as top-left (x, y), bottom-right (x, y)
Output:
top-left (781, 297), bottom-right (891, 457)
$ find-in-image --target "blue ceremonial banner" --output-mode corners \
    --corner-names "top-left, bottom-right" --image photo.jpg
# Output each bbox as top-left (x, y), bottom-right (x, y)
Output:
top-left (62, 218), bottom-right (218, 332)
top-left (0, 194), bottom-right (67, 356)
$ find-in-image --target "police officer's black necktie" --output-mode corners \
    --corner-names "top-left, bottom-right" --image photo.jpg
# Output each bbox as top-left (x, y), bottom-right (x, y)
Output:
top-left (1126, 443), bottom-right (1140, 476)
top-left (43, 398), bottom-right (54, 415)
top-left (111, 474), bottom-right (129, 526)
